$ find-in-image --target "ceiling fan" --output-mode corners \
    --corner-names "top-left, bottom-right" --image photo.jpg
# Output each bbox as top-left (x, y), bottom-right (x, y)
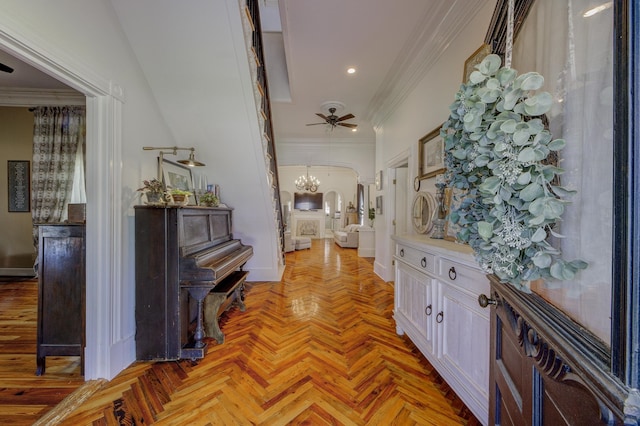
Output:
top-left (0, 62), bottom-right (14, 73)
top-left (306, 107), bottom-right (357, 130)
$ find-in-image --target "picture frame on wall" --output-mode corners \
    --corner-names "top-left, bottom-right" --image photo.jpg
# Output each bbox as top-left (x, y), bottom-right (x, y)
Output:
top-left (375, 170), bottom-right (383, 190)
top-left (463, 43), bottom-right (491, 83)
top-left (160, 158), bottom-right (197, 205)
top-left (418, 125), bottom-right (446, 181)
top-left (376, 195), bottom-right (383, 215)
top-left (7, 160), bottom-right (30, 212)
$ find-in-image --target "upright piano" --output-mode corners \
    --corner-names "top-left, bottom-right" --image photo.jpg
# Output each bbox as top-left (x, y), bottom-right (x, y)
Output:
top-left (134, 205), bottom-right (253, 360)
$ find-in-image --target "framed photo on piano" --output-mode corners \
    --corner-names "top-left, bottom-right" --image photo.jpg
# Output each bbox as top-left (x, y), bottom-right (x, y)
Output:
top-left (160, 158), bottom-right (197, 205)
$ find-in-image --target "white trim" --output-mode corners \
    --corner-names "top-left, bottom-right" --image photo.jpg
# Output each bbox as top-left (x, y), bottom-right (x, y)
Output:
top-left (0, 23), bottom-right (124, 380)
top-left (0, 88), bottom-right (85, 106)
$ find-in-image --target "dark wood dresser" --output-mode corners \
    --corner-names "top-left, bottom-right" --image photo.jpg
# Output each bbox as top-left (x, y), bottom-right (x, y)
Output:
top-left (134, 206), bottom-right (253, 361)
top-left (36, 224), bottom-right (85, 376)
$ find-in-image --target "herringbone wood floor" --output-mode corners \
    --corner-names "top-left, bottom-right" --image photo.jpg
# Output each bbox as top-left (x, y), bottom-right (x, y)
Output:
top-left (1, 239), bottom-right (480, 425)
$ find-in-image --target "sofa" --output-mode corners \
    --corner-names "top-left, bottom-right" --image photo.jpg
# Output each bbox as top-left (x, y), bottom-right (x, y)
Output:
top-left (333, 224), bottom-right (360, 248)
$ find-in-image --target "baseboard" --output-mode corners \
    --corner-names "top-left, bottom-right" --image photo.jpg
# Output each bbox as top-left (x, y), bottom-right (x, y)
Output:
top-left (0, 267), bottom-right (36, 277)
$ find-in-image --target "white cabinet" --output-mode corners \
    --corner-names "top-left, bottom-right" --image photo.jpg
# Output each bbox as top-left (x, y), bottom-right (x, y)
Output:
top-left (357, 227), bottom-right (375, 257)
top-left (393, 236), bottom-right (490, 425)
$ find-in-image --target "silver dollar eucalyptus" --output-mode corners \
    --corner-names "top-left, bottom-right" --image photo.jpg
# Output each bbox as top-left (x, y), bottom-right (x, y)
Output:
top-left (442, 54), bottom-right (587, 291)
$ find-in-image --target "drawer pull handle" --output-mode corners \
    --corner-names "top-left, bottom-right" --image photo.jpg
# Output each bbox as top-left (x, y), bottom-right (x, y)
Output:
top-left (425, 304), bottom-right (432, 316)
top-left (436, 311), bottom-right (444, 323)
top-left (478, 293), bottom-right (498, 308)
top-left (448, 267), bottom-right (457, 280)
top-left (421, 257), bottom-right (427, 268)
top-left (400, 249), bottom-right (405, 257)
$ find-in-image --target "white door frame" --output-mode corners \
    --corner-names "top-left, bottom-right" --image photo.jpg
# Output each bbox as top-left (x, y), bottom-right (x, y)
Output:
top-left (0, 26), bottom-right (124, 379)
top-left (382, 149), bottom-right (410, 282)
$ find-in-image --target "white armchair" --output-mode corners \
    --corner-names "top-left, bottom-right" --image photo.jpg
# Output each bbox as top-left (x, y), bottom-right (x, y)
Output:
top-left (333, 224), bottom-right (360, 248)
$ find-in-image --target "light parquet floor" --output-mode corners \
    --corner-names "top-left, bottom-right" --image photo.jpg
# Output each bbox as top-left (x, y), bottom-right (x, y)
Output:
top-left (2, 239), bottom-right (480, 425)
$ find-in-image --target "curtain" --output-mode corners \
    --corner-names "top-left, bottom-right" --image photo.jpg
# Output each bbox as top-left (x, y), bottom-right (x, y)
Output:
top-left (31, 106), bottom-right (86, 266)
top-left (512, 0), bottom-right (613, 343)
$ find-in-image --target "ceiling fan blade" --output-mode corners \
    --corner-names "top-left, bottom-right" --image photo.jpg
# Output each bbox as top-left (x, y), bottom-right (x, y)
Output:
top-left (0, 62), bottom-right (14, 73)
top-left (338, 123), bottom-right (357, 129)
top-left (337, 113), bottom-right (354, 122)
top-left (315, 113), bottom-right (328, 120)
top-left (306, 123), bottom-right (326, 126)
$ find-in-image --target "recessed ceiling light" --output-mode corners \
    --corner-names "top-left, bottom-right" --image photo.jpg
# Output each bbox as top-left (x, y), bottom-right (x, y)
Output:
top-left (347, 67), bottom-right (356, 74)
top-left (352, 128), bottom-right (357, 132)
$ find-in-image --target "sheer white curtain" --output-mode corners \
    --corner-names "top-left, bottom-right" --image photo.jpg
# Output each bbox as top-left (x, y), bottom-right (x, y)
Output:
top-left (512, 0), bottom-right (613, 343)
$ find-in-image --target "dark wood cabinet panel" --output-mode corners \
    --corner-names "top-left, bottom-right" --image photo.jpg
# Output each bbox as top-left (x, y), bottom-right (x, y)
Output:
top-left (489, 279), bottom-right (626, 425)
top-left (36, 224), bottom-right (85, 376)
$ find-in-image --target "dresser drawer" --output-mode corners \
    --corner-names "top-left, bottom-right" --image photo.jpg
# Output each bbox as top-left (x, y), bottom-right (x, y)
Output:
top-left (438, 257), bottom-right (489, 294)
top-left (396, 244), bottom-right (436, 274)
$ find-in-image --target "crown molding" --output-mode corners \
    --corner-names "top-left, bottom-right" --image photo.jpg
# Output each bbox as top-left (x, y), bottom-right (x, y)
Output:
top-left (0, 87), bottom-right (85, 106)
top-left (366, 0), bottom-right (489, 127)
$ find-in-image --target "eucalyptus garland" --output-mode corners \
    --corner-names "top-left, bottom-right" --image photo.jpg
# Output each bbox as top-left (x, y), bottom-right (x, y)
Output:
top-left (441, 54), bottom-right (587, 290)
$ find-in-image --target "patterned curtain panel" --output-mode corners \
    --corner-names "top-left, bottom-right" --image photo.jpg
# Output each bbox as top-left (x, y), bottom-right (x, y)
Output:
top-left (31, 106), bottom-right (86, 255)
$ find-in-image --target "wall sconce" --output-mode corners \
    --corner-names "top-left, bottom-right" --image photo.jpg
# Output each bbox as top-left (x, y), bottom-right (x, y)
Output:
top-left (142, 146), bottom-right (206, 180)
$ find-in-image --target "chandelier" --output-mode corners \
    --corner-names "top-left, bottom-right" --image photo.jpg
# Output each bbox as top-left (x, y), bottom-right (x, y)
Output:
top-left (295, 166), bottom-right (320, 192)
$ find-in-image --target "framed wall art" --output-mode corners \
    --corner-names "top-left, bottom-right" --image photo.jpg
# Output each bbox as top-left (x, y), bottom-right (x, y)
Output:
top-left (160, 158), bottom-right (197, 205)
top-left (418, 125), bottom-right (445, 180)
top-left (463, 43), bottom-right (491, 83)
top-left (376, 195), bottom-right (383, 215)
top-left (375, 170), bottom-right (383, 190)
top-left (7, 160), bottom-right (30, 212)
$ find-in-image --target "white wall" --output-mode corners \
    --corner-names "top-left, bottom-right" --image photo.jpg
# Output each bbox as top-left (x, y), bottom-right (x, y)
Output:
top-left (0, 0), bottom-right (244, 379)
top-left (276, 137), bottom-right (375, 185)
top-left (0, 0), bottom-right (282, 379)
top-left (374, 1), bottom-right (497, 281)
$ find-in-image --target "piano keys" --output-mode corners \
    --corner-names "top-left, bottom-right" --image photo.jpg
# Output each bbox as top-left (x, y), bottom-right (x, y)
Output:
top-left (134, 205), bottom-right (253, 360)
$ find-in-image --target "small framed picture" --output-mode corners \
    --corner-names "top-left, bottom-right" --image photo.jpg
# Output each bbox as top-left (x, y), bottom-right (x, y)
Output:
top-left (376, 195), bottom-right (383, 215)
top-left (418, 125), bottom-right (445, 181)
top-left (7, 160), bottom-right (30, 212)
top-left (160, 158), bottom-right (197, 205)
top-left (463, 44), bottom-right (491, 83)
top-left (375, 170), bottom-right (383, 190)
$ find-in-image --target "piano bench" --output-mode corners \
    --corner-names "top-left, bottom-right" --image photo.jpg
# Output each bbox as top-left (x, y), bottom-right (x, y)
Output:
top-left (203, 270), bottom-right (249, 344)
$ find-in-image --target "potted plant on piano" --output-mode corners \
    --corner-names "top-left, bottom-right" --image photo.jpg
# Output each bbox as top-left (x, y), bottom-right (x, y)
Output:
top-left (169, 188), bottom-right (192, 205)
top-left (199, 191), bottom-right (219, 207)
top-left (137, 178), bottom-right (166, 205)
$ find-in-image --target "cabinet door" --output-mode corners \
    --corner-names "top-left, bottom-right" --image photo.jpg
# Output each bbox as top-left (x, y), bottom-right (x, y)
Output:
top-left (395, 261), bottom-right (434, 354)
top-left (437, 281), bottom-right (489, 423)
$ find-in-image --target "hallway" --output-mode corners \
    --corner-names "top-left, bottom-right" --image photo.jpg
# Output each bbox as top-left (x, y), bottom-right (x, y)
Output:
top-left (3, 239), bottom-right (479, 425)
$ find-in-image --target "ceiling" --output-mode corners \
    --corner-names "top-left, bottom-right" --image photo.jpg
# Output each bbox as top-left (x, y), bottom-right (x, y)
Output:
top-left (0, 0), bottom-right (490, 146)
top-left (264, 0), bottom-right (490, 144)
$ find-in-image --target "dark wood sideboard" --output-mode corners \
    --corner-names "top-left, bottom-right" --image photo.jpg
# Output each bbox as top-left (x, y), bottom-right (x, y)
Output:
top-left (36, 224), bottom-right (85, 376)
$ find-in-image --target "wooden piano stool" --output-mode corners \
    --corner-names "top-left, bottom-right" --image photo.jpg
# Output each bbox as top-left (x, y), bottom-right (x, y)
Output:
top-left (203, 270), bottom-right (248, 343)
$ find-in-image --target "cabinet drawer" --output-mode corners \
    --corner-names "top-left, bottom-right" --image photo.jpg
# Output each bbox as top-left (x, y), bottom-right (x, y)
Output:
top-left (438, 257), bottom-right (489, 294)
top-left (396, 244), bottom-right (436, 273)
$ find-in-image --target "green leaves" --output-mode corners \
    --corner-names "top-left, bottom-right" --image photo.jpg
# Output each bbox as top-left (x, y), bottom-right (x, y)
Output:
top-left (443, 53), bottom-right (587, 289)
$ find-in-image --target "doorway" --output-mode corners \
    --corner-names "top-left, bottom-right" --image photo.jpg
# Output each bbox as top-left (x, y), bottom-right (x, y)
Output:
top-left (0, 33), bottom-right (123, 380)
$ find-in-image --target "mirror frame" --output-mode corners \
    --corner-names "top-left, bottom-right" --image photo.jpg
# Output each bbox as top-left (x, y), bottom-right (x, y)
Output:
top-left (485, 0), bottom-right (638, 390)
